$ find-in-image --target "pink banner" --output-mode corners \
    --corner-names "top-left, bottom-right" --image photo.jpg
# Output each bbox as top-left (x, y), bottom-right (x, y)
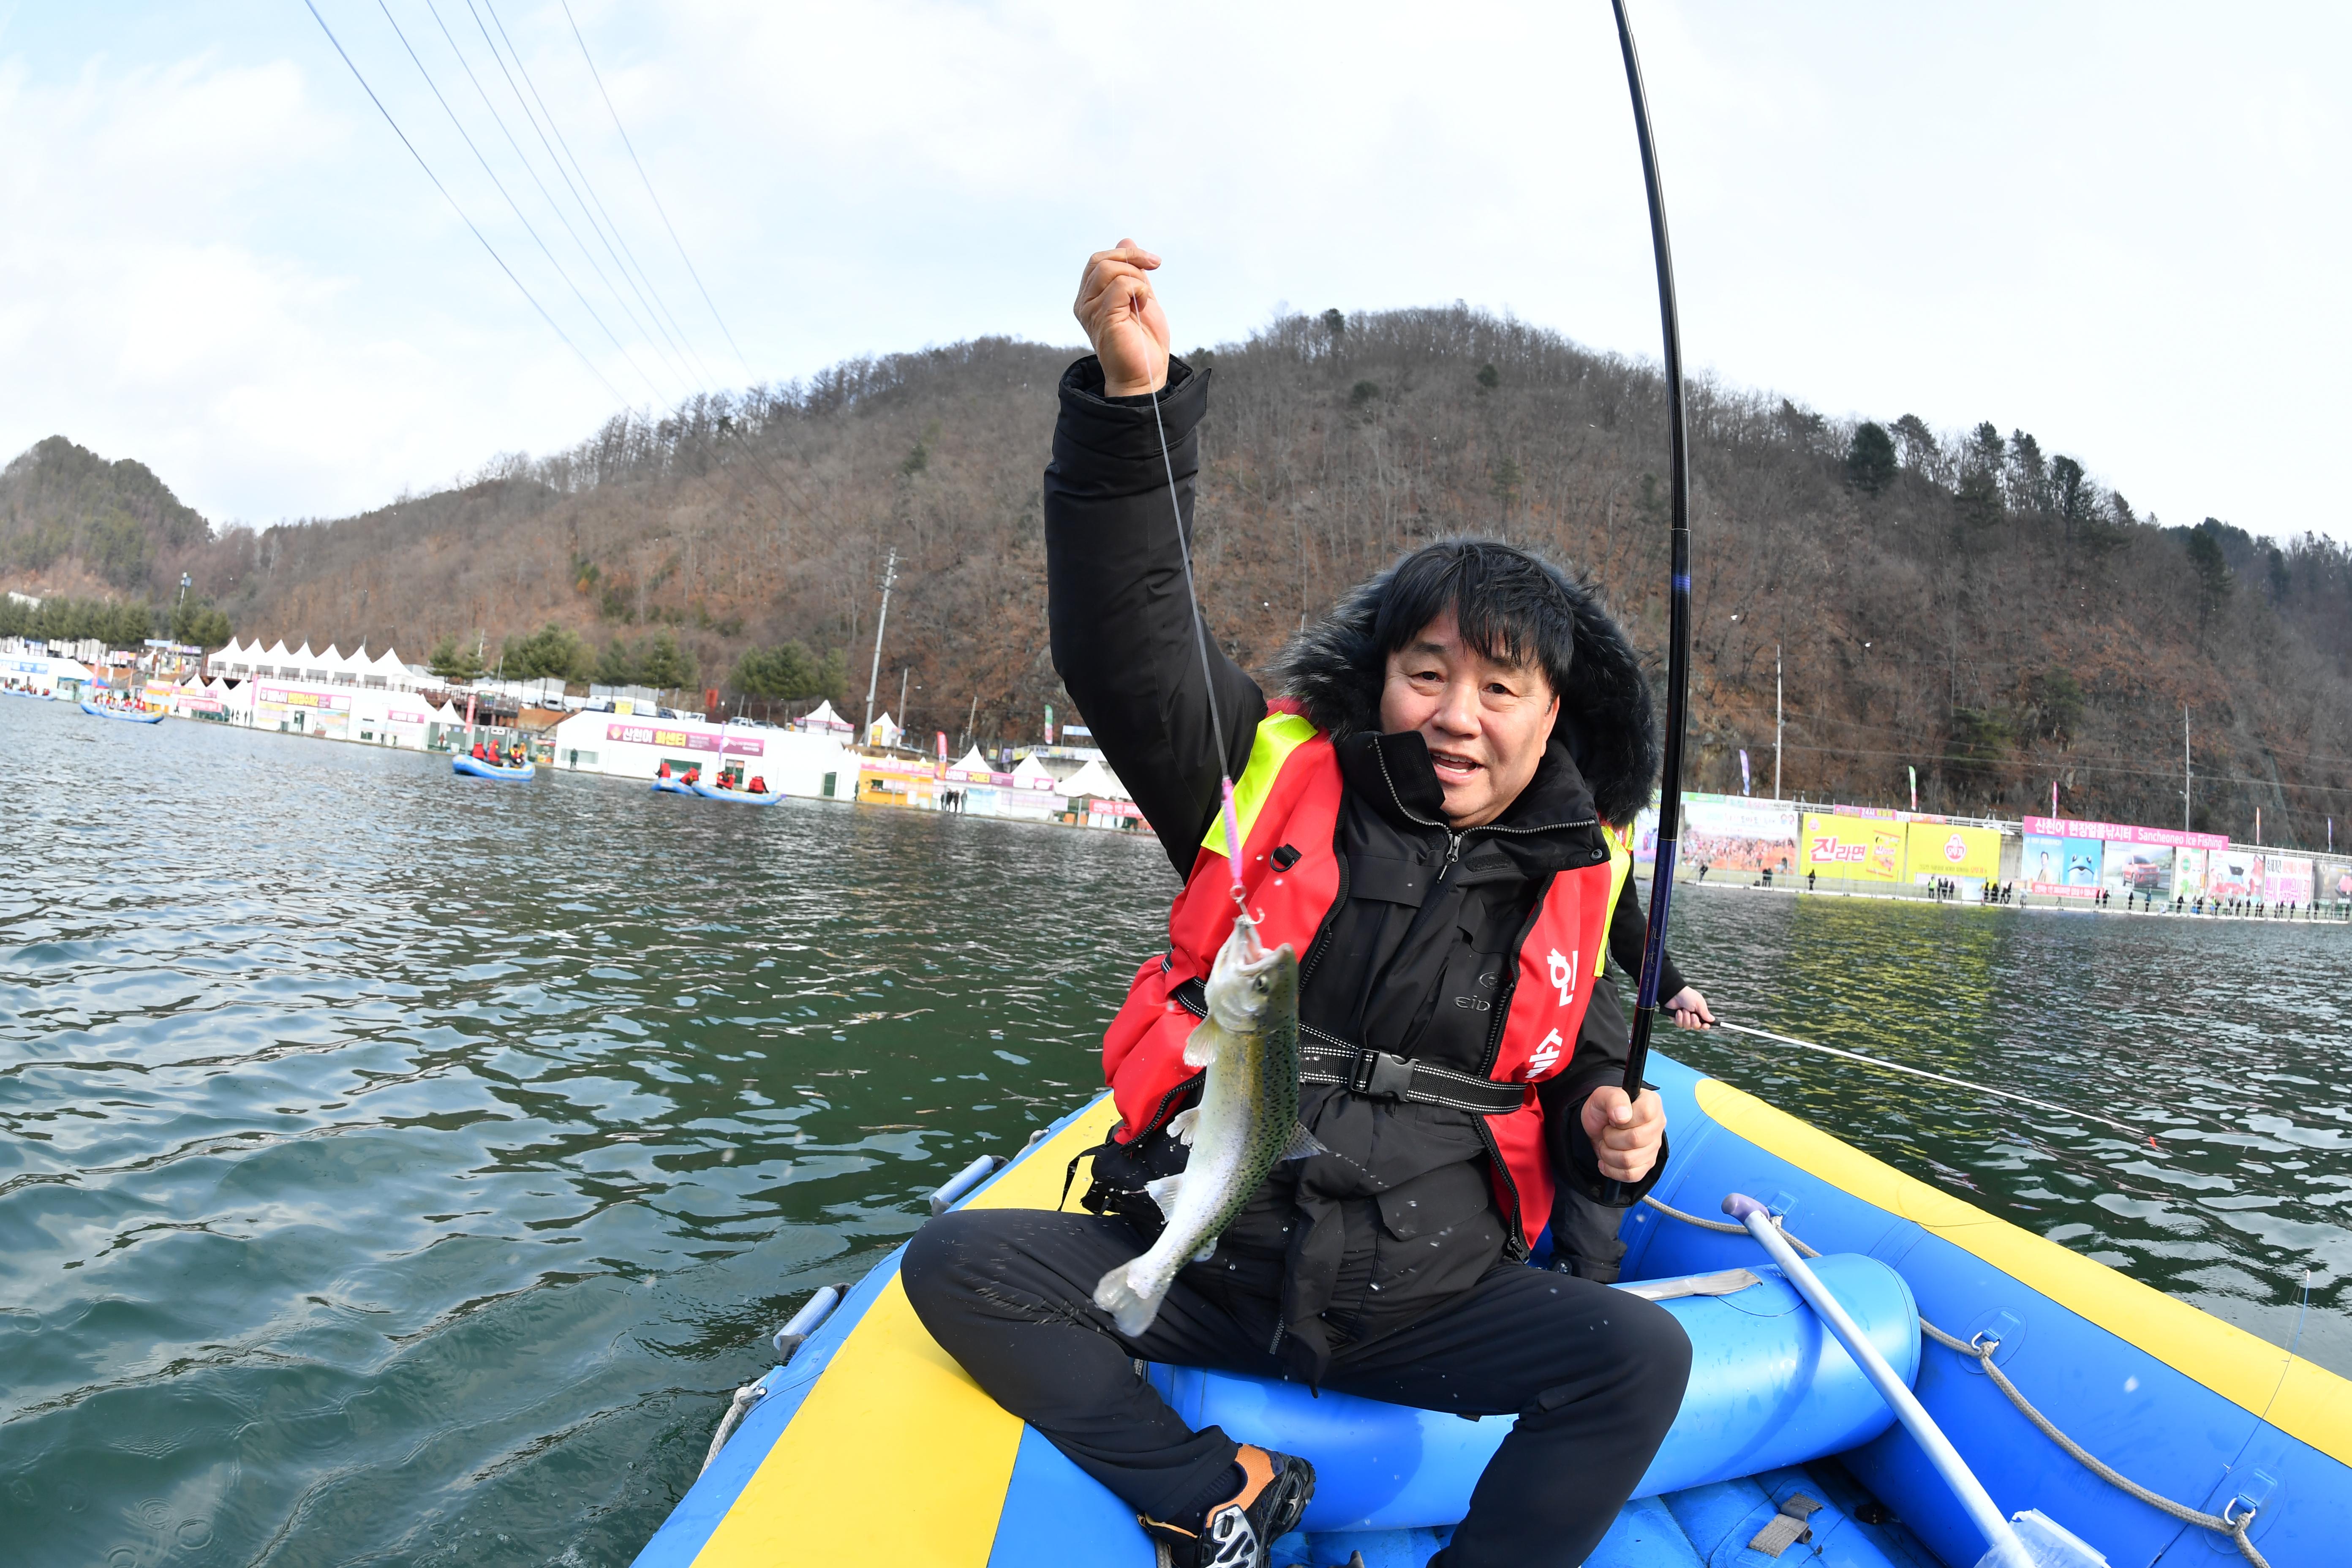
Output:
top-left (389, 710), bottom-right (430, 725)
top-left (606, 722), bottom-right (765, 756)
top-left (259, 684), bottom-right (351, 711)
top-left (2023, 815), bottom-right (2226, 851)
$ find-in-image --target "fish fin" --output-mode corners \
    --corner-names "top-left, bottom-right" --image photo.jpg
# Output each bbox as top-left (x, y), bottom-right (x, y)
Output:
top-left (1166, 1107), bottom-right (1199, 1144)
top-left (1181, 1022), bottom-right (1221, 1070)
top-left (1192, 1241), bottom-right (1218, 1263)
top-left (1144, 1173), bottom-right (1185, 1218)
top-left (1093, 1260), bottom-right (1167, 1336)
top-left (1277, 1123), bottom-right (1327, 1163)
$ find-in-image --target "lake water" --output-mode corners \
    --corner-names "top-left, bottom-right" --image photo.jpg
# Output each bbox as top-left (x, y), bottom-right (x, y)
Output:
top-left (3, 698), bottom-right (2346, 1566)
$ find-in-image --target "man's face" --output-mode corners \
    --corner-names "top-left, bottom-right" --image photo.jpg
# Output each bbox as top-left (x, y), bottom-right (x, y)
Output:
top-left (1377, 609), bottom-right (1560, 830)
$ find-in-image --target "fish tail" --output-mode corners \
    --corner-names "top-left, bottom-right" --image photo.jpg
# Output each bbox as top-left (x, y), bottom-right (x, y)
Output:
top-left (1092, 1258), bottom-right (1168, 1337)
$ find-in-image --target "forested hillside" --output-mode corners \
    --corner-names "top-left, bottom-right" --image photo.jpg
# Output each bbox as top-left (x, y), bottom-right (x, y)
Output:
top-left (5, 308), bottom-right (2349, 847)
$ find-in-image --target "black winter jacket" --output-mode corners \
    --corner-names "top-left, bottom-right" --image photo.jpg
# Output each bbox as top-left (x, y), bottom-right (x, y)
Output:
top-left (1044, 355), bottom-right (1679, 1368)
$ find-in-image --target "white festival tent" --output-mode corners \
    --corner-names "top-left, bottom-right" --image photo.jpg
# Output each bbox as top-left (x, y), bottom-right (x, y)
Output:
top-left (207, 637), bottom-right (432, 694)
top-left (1056, 757), bottom-right (1132, 803)
top-left (1008, 753), bottom-right (1063, 792)
top-left (946, 746), bottom-right (997, 778)
top-left (793, 699), bottom-right (853, 736)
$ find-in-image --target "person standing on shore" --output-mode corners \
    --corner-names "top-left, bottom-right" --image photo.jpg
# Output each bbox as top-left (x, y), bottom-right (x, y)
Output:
top-left (904, 241), bottom-right (1689, 1568)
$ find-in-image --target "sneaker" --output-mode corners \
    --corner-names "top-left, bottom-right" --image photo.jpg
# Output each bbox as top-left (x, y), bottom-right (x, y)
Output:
top-left (1140, 1444), bottom-right (1315, 1568)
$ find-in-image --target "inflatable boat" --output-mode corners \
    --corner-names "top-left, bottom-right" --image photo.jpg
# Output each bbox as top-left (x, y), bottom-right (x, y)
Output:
top-left (690, 780), bottom-right (783, 805)
top-left (653, 776), bottom-right (697, 795)
top-left (79, 699), bottom-right (164, 724)
top-left (452, 754), bottom-right (535, 781)
top-left (633, 1050), bottom-right (2343, 1567)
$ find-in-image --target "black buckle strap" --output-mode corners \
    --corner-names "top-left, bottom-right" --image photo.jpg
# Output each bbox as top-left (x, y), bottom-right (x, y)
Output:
top-left (1170, 979), bottom-right (1523, 1116)
top-left (1348, 1049), bottom-right (1418, 1100)
top-left (1299, 1037), bottom-right (1524, 1116)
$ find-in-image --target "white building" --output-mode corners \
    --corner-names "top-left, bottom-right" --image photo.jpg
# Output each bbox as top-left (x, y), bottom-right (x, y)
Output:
top-left (0, 652), bottom-right (92, 698)
top-left (548, 708), bottom-right (855, 799)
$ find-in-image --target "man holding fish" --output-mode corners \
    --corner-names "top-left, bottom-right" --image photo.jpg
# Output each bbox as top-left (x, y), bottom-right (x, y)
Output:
top-left (905, 242), bottom-right (1697, 1568)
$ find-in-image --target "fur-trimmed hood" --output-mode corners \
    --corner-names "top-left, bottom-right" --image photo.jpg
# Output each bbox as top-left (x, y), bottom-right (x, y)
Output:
top-left (1265, 549), bottom-right (1660, 828)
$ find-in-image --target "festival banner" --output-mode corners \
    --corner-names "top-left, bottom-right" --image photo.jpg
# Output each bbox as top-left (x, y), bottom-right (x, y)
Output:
top-left (2319, 860), bottom-right (2352, 911)
top-left (2098, 840), bottom-right (2176, 899)
top-left (2022, 816), bottom-right (2227, 851)
top-left (2262, 856), bottom-right (2315, 908)
top-left (1682, 796), bottom-right (1798, 875)
top-left (258, 684), bottom-right (351, 712)
top-left (2204, 849), bottom-right (2260, 901)
top-left (604, 722), bottom-right (765, 756)
top-left (1801, 812), bottom-right (1905, 883)
top-left (2021, 833), bottom-right (2104, 898)
top-left (1904, 821), bottom-right (2001, 885)
top-left (2172, 847), bottom-right (2208, 901)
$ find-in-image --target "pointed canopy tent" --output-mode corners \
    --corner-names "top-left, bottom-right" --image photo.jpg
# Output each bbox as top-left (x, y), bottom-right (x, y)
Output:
top-left (1058, 758), bottom-right (1132, 804)
top-left (1009, 753), bottom-right (1063, 792)
top-left (949, 745), bottom-right (993, 773)
top-left (868, 712), bottom-right (902, 749)
top-left (794, 699), bottom-right (853, 735)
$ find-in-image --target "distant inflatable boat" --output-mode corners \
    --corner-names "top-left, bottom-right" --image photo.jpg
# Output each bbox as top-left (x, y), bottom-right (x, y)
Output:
top-left (634, 1050), bottom-right (2346, 1568)
top-left (452, 755), bottom-right (535, 781)
top-left (652, 776), bottom-right (697, 795)
top-left (691, 781), bottom-right (783, 805)
top-left (79, 700), bottom-right (164, 724)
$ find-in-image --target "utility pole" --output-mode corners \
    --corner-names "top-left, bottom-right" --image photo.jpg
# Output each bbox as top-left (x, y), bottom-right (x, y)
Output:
top-left (1774, 645), bottom-right (1783, 801)
top-left (863, 548), bottom-right (898, 743)
top-left (2183, 706), bottom-right (2191, 833)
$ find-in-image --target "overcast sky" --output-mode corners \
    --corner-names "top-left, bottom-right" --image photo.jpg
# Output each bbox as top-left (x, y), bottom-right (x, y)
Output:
top-left (2, 1), bottom-right (2345, 541)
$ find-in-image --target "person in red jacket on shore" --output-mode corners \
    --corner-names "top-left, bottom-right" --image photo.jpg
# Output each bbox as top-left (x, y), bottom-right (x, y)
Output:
top-left (903, 243), bottom-right (1688, 1568)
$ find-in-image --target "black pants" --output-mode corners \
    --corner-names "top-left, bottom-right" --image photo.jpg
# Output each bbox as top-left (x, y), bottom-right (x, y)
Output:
top-left (903, 1209), bottom-right (1690, 1567)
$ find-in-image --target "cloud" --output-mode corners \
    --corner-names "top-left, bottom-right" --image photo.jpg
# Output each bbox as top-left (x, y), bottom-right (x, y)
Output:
top-left (1, 1), bottom-right (2346, 541)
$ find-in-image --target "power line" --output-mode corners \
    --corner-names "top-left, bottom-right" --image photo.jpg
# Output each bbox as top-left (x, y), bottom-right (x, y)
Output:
top-left (559, 0), bottom-right (754, 380)
top-left (301, 0), bottom-right (628, 407)
top-left (480, 0), bottom-right (721, 392)
top-left (369, 0), bottom-right (672, 406)
top-left (420, 0), bottom-right (697, 399)
top-left (462, 0), bottom-right (716, 392)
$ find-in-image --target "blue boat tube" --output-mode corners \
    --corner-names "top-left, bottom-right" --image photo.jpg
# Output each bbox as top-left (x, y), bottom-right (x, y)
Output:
top-left (79, 699), bottom-right (165, 724)
top-left (1146, 1252), bottom-right (1919, 1533)
top-left (690, 781), bottom-right (782, 804)
top-left (453, 755), bottom-right (535, 781)
top-left (651, 776), bottom-right (695, 795)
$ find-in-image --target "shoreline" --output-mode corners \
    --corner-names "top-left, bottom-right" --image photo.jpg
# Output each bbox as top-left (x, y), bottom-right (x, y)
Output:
top-left (1639, 871), bottom-right (2350, 924)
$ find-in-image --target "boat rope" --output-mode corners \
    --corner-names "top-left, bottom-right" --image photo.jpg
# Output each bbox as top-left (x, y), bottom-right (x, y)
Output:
top-left (1711, 1021), bottom-right (2156, 1143)
top-left (1638, 1195), bottom-right (2273, 1567)
top-left (699, 1381), bottom-right (766, 1476)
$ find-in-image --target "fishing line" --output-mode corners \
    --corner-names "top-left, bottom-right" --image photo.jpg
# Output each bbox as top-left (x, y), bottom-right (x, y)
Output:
top-left (1713, 1020), bottom-right (2158, 1142)
top-left (1145, 372), bottom-right (1250, 920)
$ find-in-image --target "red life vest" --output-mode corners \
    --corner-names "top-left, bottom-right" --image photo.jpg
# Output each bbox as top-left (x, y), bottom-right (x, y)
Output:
top-left (1099, 710), bottom-right (1618, 1243)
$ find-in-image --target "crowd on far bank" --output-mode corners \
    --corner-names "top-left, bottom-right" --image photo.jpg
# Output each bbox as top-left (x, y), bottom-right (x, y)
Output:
top-left (1688, 861), bottom-right (2347, 920)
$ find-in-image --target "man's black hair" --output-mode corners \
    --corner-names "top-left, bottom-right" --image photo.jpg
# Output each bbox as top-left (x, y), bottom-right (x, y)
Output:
top-left (1268, 537), bottom-right (1660, 825)
top-left (1369, 539), bottom-right (1581, 700)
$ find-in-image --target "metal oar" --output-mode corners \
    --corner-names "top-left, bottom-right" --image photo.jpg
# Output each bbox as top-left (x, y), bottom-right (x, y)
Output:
top-left (1724, 1194), bottom-right (2044, 1568)
top-left (1713, 1020), bottom-right (2159, 1143)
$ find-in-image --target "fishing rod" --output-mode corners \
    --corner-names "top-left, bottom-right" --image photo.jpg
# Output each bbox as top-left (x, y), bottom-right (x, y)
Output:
top-left (1611, 0), bottom-right (1693, 1114)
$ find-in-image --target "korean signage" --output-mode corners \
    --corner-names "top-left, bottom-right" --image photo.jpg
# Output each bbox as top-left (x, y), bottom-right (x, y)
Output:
top-left (258, 685), bottom-right (350, 711)
top-left (2022, 816), bottom-right (2226, 851)
top-left (1799, 812), bottom-right (1906, 883)
top-left (606, 722), bottom-right (763, 756)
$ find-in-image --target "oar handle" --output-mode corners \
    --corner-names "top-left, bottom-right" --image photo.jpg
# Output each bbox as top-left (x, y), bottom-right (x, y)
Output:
top-left (1725, 1195), bottom-right (2029, 1568)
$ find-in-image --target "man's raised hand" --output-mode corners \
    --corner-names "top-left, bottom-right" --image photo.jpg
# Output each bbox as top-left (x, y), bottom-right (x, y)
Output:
top-left (1075, 240), bottom-right (1169, 397)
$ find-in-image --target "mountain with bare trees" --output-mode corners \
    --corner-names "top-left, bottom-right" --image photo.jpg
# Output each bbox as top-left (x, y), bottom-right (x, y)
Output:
top-left (5, 307), bottom-right (2349, 848)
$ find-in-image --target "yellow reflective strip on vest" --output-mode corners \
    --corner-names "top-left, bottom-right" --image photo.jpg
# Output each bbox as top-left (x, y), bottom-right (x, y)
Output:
top-left (1201, 711), bottom-right (1321, 856)
top-left (1598, 822), bottom-right (1636, 972)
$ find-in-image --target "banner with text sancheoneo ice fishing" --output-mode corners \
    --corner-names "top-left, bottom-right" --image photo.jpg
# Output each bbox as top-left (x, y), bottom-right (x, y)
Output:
top-left (1800, 813), bottom-right (1906, 882)
top-left (1903, 821), bottom-right (2001, 885)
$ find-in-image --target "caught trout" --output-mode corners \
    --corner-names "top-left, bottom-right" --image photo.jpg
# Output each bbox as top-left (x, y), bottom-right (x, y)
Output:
top-left (1094, 915), bottom-right (1322, 1336)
